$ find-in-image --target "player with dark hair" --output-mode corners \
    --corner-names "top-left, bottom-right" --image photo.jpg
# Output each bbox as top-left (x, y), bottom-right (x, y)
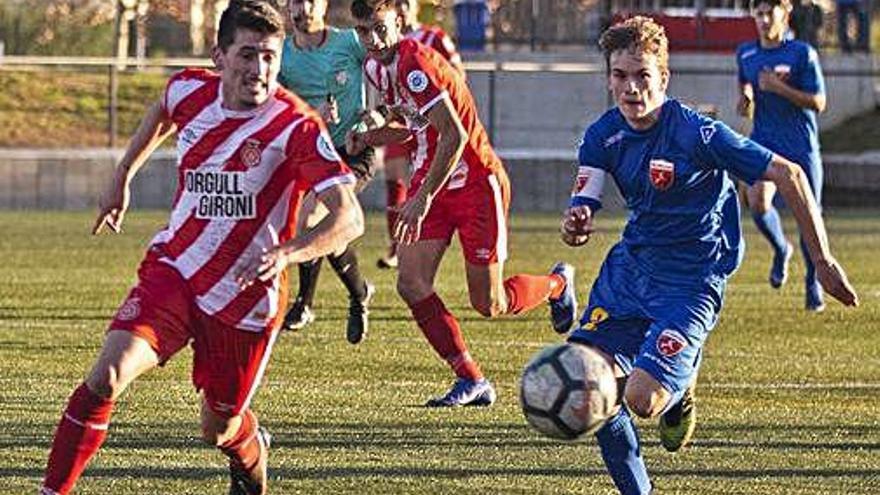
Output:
top-left (347, 0), bottom-right (577, 407)
top-left (278, 0), bottom-right (377, 343)
top-left (562, 15), bottom-right (857, 494)
top-left (366, 0), bottom-right (465, 270)
top-left (39, 2), bottom-right (363, 493)
top-left (737, 0), bottom-right (829, 311)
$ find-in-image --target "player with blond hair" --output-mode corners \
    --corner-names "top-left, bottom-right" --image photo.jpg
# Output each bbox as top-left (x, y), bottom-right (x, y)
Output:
top-left (562, 16), bottom-right (857, 494)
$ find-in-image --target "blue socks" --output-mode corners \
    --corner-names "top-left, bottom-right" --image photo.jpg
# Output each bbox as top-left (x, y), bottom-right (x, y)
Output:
top-left (594, 407), bottom-right (652, 495)
top-left (799, 236), bottom-right (817, 288)
top-left (752, 208), bottom-right (787, 256)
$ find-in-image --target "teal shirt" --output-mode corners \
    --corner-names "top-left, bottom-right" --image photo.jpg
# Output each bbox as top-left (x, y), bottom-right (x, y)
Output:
top-left (278, 27), bottom-right (367, 148)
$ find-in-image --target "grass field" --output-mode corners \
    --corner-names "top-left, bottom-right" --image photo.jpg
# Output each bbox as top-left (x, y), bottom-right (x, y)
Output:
top-left (1, 210), bottom-right (878, 494)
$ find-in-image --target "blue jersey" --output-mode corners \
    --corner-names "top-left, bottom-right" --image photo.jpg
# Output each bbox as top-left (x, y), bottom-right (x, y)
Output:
top-left (574, 99), bottom-right (773, 285)
top-left (737, 39), bottom-right (825, 172)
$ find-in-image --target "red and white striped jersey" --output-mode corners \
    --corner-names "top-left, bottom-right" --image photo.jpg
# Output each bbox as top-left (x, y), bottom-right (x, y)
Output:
top-left (363, 23), bottom-right (463, 104)
top-left (150, 68), bottom-right (354, 333)
top-left (407, 24), bottom-right (463, 73)
top-left (365, 39), bottom-right (503, 193)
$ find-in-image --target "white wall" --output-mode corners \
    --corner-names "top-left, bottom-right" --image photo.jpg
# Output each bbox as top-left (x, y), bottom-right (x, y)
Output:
top-left (463, 52), bottom-right (879, 151)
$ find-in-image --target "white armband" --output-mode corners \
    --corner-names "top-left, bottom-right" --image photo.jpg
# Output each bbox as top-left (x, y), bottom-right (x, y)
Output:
top-left (571, 166), bottom-right (606, 201)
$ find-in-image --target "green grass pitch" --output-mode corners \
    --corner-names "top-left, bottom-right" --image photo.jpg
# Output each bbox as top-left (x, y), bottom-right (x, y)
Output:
top-left (1, 210), bottom-right (878, 494)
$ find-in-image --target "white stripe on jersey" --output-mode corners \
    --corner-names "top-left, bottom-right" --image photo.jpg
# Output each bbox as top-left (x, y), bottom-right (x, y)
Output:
top-left (196, 184), bottom-right (293, 329)
top-left (174, 102), bottom-right (217, 164)
top-left (412, 127), bottom-right (429, 173)
top-left (363, 58), bottom-right (381, 91)
top-left (153, 100), bottom-right (299, 261)
top-left (449, 51), bottom-right (462, 68)
top-left (164, 92), bottom-right (290, 240)
top-left (487, 174), bottom-right (509, 262)
top-left (418, 90), bottom-right (447, 116)
top-left (165, 78), bottom-right (208, 116)
top-left (313, 173), bottom-right (356, 194)
top-left (200, 99), bottom-right (291, 169)
top-left (169, 112), bottom-right (305, 282)
top-left (441, 35), bottom-right (457, 57)
top-left (413, 28), bottom-right (437, 48)
top-left (148, 82), bottom-right (325, 331)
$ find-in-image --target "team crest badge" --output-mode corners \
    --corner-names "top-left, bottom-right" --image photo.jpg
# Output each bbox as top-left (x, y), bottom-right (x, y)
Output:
top-left (406, 70), bottom-right (429, 93)
top-left (773, 64), bottom-right (791, 81)
top-left (240, 139), bottom-right (262, 168)
top-left (649, 159), bottom-right (675, 191)
top-left (656, 329), bottom-right (688, 357)
top-left (316, 133), bottom-right (341, 162)
top-left (572, 170), bottom-right (590, 195)
top-left (117, 296), bottom-right (141, 321)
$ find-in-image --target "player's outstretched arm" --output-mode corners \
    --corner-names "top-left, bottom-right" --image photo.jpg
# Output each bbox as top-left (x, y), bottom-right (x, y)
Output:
top-left (763, 156), bottom-right (858, 307)
top-left (238, 183), bottom-right (365, 287)
top-left (92, 100), bottom-right (176, 235)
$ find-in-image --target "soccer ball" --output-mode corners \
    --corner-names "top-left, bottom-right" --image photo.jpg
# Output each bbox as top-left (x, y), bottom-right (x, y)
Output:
top-left (520, 342), bottom-right (618, 440)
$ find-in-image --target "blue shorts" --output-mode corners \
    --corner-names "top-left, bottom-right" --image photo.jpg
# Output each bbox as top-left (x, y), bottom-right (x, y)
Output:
top-left (568, 245), bottom-right (725, 397)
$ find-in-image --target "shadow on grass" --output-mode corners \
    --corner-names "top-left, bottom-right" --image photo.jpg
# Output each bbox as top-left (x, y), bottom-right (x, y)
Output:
top-left (7, 419), bottom-right (880, 453)
top-left (4, 465), bottom-right (880, 482)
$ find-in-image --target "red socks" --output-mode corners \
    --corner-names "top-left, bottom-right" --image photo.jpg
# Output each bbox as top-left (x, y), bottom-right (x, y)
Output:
top-left (41, 385), bottom-right (264, 495)
top-left (503, 273), bottom-right (565, 315)
top-left (407, 273), bottom-right (565, 379)
top-left (220, 409), bottom-right (262, 470)
top-left (409, 293), bottom-right (482, 380)
top-left (42, 383), bottom-right (114, 495)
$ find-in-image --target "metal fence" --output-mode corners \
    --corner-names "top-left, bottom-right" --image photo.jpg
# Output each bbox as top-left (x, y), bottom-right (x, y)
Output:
top-left (0, 55), bottom-right (878, 210)
top-left (1, 55), bottom-right (876, 150)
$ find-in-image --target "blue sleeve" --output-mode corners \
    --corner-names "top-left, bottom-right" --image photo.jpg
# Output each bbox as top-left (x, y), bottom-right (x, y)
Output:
top-left (736, 46), bottom-right (747, 85)
top-left (577, 125), bottom-right (608, 172)
top-left (696, 118), bottom-right (773, 186)
top-left (799, 45), bottom-right (825, 96)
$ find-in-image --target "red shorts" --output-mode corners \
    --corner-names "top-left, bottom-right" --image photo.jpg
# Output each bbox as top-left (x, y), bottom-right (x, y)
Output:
top-left (415, 171), bottom-right (510, 265)
top-left (384, 138), bottom-right (415, 161)
top-left (109, 253), bottom-right (278, 418)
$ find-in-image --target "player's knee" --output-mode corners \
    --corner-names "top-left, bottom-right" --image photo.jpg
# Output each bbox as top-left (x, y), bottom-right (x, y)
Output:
top-left (746, 186), bottom-right (772, 213)
top-left (85, 366), bottom-right (125, 401)
top-left (623, 374), bottom-right (670, 419)
top-left (469, 294), bottom-right (503, 318)
top-left (396, 275), bottom-right (428, 305)
top-left (623, 389), bottom-right (660, 419)
top-left (749, 200), bottom-right (770, 214)
top-left (200, 409), bottom-right (237, 447)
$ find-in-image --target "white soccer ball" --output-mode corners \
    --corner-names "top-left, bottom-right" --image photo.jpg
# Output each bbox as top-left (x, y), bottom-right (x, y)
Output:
top-left (520, 342), bottom-right (618, 440)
